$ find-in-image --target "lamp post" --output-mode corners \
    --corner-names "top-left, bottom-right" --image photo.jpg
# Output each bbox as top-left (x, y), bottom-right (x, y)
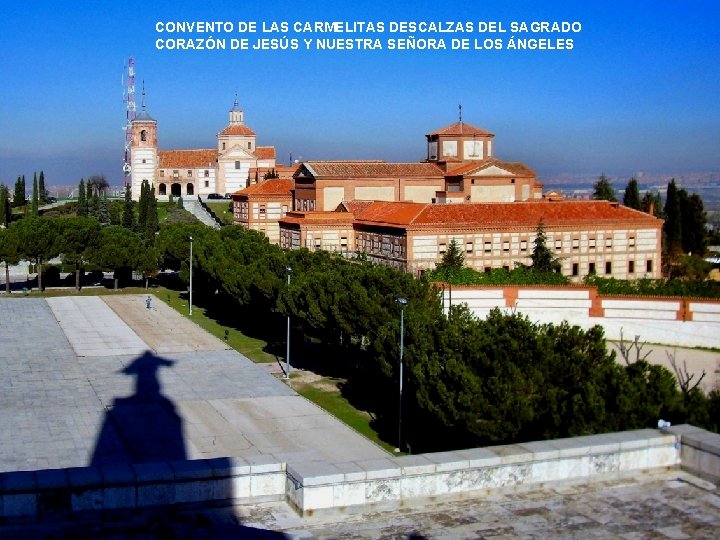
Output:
top-left (189, 235), bottom-right (193, 316)
top-left (395, 296), bottom-right (408, 453)
top-left (285, 265), bottom-right (292, 379)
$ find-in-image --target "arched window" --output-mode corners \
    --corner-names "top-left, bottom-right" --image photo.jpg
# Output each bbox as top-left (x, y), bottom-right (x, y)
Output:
top-left (140, 130), bottom-right (147, 142)
top-left (186, 183), bottom-right (194, 196)
top-left (158, 183), bottom-right (167, 195)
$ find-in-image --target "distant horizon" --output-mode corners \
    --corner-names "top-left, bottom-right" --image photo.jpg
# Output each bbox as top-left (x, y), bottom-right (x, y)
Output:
top-left (2, 1), bottom-right (718, 187)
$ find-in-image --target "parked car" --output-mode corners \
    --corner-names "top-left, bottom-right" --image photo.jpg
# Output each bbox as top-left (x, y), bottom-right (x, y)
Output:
top-left (207, 193), bottom-right (223, 200)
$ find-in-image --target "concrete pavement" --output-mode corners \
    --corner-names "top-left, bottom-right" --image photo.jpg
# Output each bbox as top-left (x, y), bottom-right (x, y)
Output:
top-left (0, 295), bottom-right (387, 474)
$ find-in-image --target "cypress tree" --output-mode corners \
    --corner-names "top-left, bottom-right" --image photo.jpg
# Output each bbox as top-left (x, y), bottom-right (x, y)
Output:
top-left (138, 180), bottom-right (149, 233)
top-left (38, 170), bottom-right (46, 204)
top-left (0, 184), bottom-right (9, 226)
top-left (122, 185), bottom-right (135, 229)
top-left (13, 176), bottom-right (26, 208)
top-left (77, 178), bottom-right (88, 217)
top-left (623, 178), bottom-right (641, 210)
top-left (144, 186), bottom-right (159, 243)
top-left (664, 179), bottom-right (682, 257)
top-left (31, 173), bottom-right (39, 216)
top-left (593, 173), bottom-right (617, 202)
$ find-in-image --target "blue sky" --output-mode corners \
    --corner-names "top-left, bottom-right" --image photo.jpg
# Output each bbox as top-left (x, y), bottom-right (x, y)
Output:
top-left (1, 0), bottom-right (719, 186)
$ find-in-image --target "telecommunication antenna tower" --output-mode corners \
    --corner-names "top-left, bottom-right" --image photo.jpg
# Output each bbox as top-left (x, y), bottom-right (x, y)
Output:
top-left (122, 57), bottom-right (136, 187)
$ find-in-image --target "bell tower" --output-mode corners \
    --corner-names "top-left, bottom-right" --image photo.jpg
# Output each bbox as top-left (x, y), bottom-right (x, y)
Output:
top-left (130, 81), bottom-right (157, 201)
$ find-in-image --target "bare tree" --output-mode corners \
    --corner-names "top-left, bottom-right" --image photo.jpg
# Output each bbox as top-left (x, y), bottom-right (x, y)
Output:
top-left (617, 328), bottom-right (652, 366)
top-left (87, 175), bottom-right (109, 196)
top-left (666, 349), bottom-right (706, 395)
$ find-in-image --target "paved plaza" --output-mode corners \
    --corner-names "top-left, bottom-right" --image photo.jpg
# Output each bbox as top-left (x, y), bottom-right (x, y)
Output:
top-left (0, 295), bottom-right (386, 473)
top-left (1, 294), bottom-right (719, 538)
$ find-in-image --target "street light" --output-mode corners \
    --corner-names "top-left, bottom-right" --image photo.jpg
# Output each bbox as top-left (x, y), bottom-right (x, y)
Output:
top-left (285, 265), bottom-right (292, 379)
top-left (395, 296), bottom-right (408, 453)
top-left (189, 235), bottom-right (193, 316)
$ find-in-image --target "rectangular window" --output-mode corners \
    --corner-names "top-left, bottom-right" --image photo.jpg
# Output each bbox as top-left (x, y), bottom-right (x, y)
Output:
top-left (647, 260), bottom-right (653, 273)
top-left (629, 236), bottom-right (636, 247)
top-left (173, 170), bottom-right (179, 177)
top-left (282, 205), bottom-right (288, 214)
top-left (628, 260), bottom-right (635, 273)
top-left (589, 262), bottom-right (596, 274)
top-left (572, 239), bottom-right (579, 250)
top-left (159, 170), bottom-right (165, 177)
top-left (439, 243), bottom-right (447, 254)
top-left (606, 238), bottom-right (613, 248)
top-left (142, 159), bottom-right (146, 164)
top-left (466, 242), bottom-right (473, 253)
top-left (520, 240), bottom-right (528, 251)
top-left (187, 170), bottom-right (192, 177)
top-left (222, 142), bottom-right (226, 150)
top-left (204, 180), bottom-right (209, 188)
top-left (248, 142), bottom-right (252, 149)
top-left (605, 261), bottom-right (612, 274)
top-left (484, 241), bottom-right (492, 253)
top-left (589, 238), bottom-right (596, 249)
top-left (555, 240), bottom-right (562, 251)
top-left (235, 161), bottom-right (241, 169)
top-left (503, 241), bottom-right (510, 252)
top-left (204, 170), bottom-right (209, 177)
top-left (572, 263), bottom-right (579, 276)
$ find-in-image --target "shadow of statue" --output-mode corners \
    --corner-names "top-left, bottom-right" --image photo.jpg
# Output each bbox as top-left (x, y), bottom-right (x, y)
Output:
top-left (91, 350), bottom-right (186, 465)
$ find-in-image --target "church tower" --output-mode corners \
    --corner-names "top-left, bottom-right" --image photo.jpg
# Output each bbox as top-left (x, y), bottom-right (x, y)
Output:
top-left (130, 82), bottom-right (157, 201)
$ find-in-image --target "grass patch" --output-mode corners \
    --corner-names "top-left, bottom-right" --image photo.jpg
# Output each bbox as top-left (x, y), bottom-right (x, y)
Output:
top-left (204, 201), bottom-right (233, 225)
top-left (157, 287), bottom-right (277, 363)
top-left (295, 381), bottom-right (397, 453)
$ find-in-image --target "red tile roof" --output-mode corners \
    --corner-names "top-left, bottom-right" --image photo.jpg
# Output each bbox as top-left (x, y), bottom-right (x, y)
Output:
top-left (218, 124), bottom-right (256, 136)
top-left (352, 200), bottom-right (661, 229)
top-left (280, 211), bottom-right (355, 226)
top-left (254, 146), bottom-right (276, 160)
top-left (301, 161), bottom-right (444, 178)
top-left (338, 200), bottom-right (374, 214)
top-left (158, 149), bottom-right (217, 168)
top-left (234, 179), bottom-right (293, 197)
top-left (445, 158), bottom-right (535, 177)
top-left (428, 122), bottom-right (494, 137)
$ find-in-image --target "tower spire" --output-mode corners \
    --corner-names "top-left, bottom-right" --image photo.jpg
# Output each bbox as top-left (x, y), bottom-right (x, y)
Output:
top-left (141, 80), bottom-right (147, 111)
top-left (458, 102), bottom-right (463, 132)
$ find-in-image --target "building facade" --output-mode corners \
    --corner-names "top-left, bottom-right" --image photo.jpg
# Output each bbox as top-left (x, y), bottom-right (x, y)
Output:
top-left (278, 200), bottom-right (663, 281)
top-left (130, 98), bottom-right (277, 201)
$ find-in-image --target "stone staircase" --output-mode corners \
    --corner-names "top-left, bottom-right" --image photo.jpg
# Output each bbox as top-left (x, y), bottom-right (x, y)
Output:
top-left (182, 197), bottom-right (222, 229)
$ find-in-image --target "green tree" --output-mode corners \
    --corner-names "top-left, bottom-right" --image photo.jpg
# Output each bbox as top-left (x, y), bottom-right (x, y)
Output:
top-left (13, 176), bottom-right (26, 208)
top-left (143, 185), bottom-right (159, 243)
top-left (530, 220), bottom-right (561, 272)
top-left (56, 216), bottom-right (101, 290)
top-left (77, 178), bottom-right (88, 217)
top-left (664, 179), bottom-right (682, 258)
top-left (122, 185), bottom-right (135, 229)
top-left (38, 170), bottom-right (47, 204)
top-left (592, 173), bottom-right (617, 202)
top-left (137, 246), bottom-right (159, 288)
top-left (87, 175), bottom-right (109, 197)
top-left (31, 173), bottom-right (39, 216)
top-left (436, 239), bottom-right (465, 278)
top-left (680, 191), bottom-right (707, 255)
top-left (12, 216), bottom-right (59, 291)
top-left (641, 191), bottom-right (663, 218)
top-left (0, 184), bottom-right (10, 226)
top-left (0, 227), bottom-right (21, 293)
top-left (623, 177), bottom-right (641, 210)
top-left (137, 180), bottom-right (149, 233)
top-left (89, 226), bottom-right (143, 289)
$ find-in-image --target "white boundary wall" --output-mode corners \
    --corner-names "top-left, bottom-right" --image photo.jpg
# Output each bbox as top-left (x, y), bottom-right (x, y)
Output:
top-left (443, 286), bottom-right (720, 348)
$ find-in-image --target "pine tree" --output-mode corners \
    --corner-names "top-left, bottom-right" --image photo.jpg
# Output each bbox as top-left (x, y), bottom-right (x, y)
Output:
top-left (77, 178), bottom-right (88, 217)
top-left (593, 173), bottom-right (617, 202)
top-left (96, 196), bottom-right (110, 226)
top-left (89, 191), bottom-right (100, 220)
top-left (31, 173), bottom-right (39, 216)
top-left (623, 178), bottom-right (641, 210)
top-left (664, 179), bottom-right (682, 257)
top-left (122, 185), bottom-right (135, 229)
top-left (38, 170), bottom-right (47, 204)
top-left (680, 191), bottom-right (707, 255)
top-left (436, 239), bottom-right (465, 277)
